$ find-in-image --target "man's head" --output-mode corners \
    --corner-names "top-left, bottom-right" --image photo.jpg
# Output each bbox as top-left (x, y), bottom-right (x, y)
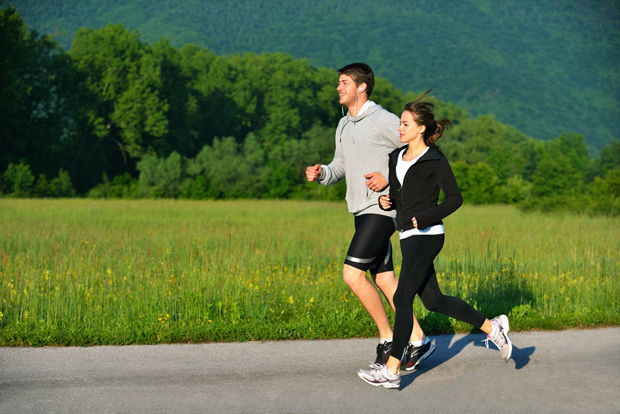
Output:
top-left (338, 63), bottom-right (375, 97)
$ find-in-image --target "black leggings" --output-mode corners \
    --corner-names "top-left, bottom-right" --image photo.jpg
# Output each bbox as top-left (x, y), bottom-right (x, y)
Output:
top-left (391, 234), bottom-right (486, 361)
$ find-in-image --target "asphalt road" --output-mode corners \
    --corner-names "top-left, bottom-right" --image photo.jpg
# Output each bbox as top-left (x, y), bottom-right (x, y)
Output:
top-left (1, 327), bottom-right (619, 413)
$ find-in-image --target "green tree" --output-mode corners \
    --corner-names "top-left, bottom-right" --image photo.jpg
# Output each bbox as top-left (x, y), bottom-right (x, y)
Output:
top-left (137, 152), bottom-right (185, 198)
top-left (48, 169), bottom-right (76, 197)
top-left (530, 153), bottom-right (579, 198)
top-left (187, 135), bottom-right (269, 199)
top-left (2, 163), bottom-right (34, 197)
top-left (587, 168), bottom-right (620, 215)
top-left (599, 140), bottom-right (620, 171)
top-left (0, 6), bottom-right (80, 183)
top-left (69, 23), bottom-right (169, 184)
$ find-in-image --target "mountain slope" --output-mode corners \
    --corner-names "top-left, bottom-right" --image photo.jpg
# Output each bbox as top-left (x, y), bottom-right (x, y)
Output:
top-left (5, 0), bottom-right (619, 152)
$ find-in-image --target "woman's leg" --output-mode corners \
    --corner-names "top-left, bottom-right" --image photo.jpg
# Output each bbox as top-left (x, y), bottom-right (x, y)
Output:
top-left (417, 266), bottom-right (487, 329)
top-left (417, 256), bottom-right (514, 361)
top-left (387, 235), bottom-right (444, 373)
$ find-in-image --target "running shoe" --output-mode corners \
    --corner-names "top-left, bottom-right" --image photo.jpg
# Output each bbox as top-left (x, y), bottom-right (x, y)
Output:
top-left (358, 364), bottom-right (400, 389)
top-left (372, 341), bottom-right (392, 367)
top-left (482, 314), bottom-right (513, 361)
top-left (403, 339), bottom-right (436, 371)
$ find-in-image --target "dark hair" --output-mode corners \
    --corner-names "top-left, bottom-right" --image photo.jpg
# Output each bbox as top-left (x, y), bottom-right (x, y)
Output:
top-left (338, 62), bottom-right (375, 97)
top-left (403, 88), bottom-right (452, 149)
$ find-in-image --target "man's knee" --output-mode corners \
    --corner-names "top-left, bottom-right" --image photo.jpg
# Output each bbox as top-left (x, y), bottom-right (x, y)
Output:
top-left (342, 265), bottom-right (366, 287)
top-left (373, 271), bottom-right (397, 290)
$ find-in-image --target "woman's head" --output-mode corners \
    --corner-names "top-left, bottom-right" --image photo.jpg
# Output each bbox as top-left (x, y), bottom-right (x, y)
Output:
top-left (403, 88), bottom-right (451, 148)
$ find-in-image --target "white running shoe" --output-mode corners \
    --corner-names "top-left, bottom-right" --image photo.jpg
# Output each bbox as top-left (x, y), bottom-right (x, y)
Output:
top-left (483, 314), bottom-right (513, 361)
top-left (357, 364), bottom-right (400, 389)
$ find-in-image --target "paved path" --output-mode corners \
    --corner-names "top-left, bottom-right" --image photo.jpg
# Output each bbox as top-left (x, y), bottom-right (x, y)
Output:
top-left (1, 327), bottom-right (619, 413)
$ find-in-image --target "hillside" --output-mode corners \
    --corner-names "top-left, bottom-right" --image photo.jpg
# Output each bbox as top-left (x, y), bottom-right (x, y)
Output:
top-left (3, 0), bottom-right (620, 152)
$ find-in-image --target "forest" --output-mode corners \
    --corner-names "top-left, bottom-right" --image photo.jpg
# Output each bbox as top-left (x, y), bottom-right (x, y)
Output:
top-left (5, 0), bottom-right (620, 153)
top-left (1, 6), bottom-right (619, 215)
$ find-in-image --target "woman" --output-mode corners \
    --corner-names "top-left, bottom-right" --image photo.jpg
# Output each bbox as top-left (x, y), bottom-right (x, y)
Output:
top-left (357, 90), bottom-right (513, 389)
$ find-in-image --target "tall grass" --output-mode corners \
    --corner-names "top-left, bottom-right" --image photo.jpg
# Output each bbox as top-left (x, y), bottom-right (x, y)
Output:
top-left (0, 199), bottom-right (618, 346)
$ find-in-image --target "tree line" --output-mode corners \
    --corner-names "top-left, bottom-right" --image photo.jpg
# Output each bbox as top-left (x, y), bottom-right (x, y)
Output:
top-left (1, 6), bottom-right (619, 215)
top-left (7, 0), bottom-right (619, 152)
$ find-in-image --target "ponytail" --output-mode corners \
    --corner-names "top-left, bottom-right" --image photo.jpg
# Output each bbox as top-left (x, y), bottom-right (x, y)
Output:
top-left (426, 118), bottom-right (451, 148)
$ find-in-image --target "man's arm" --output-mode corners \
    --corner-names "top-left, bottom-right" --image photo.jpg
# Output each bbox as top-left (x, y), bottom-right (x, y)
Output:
top-left (311, 123), bottom-right (347, 185)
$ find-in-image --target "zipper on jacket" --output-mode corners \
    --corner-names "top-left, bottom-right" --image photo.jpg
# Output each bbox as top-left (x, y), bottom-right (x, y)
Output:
top-left (395, 186), bottom-right (404, 231)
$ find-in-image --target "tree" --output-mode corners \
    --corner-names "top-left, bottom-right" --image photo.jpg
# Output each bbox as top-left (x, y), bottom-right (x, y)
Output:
top-left (137, 152), bottom-right (184, 198)
top-left (0, 6), bottom-right (80, 183)
top-left (69, 23), bottom-right (169, 186)
top-left (595, 139), bottom-right (620, 176)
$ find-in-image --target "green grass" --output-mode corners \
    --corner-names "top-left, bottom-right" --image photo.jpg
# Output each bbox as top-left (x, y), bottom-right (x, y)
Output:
top-left (0, 199), bottom-right (618, 346)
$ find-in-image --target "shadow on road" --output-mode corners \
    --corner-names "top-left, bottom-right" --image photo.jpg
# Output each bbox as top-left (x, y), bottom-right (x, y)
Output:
top-left (399, 333), bottom-right (536, 389)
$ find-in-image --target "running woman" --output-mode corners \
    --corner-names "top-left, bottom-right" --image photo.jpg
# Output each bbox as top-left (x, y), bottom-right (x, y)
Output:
top-left (357, 90), bottom-right (513, 389)
top-left (306, 63), bottom-right (434, 369)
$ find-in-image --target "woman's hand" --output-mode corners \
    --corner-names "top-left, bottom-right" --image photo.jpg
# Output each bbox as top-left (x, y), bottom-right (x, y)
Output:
top-left (412, 217), bottom-right (418, 229)
top-left (379, 195), bottom-right (392, 210)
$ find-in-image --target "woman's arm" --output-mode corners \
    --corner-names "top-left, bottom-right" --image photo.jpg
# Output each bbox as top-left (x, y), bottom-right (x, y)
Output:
top-left (414, 157), bottom-right (463, 229)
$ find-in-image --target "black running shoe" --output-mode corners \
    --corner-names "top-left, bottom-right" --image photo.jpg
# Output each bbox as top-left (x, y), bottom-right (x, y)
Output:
top-left (373, 341), bottom-right (393, 366)
top-left (403, 340), bottom-right (435, 371)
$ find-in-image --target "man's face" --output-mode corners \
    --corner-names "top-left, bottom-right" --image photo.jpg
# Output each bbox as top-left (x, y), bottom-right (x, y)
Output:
top-left (337, 74), bottom-right (360, 108)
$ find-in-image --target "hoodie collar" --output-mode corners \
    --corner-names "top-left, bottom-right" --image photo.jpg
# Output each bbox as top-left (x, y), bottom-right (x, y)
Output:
top-left (348, 101), bottom-right (380, 122)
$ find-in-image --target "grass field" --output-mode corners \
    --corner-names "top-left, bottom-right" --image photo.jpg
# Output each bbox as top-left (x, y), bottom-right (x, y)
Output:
top-left (0, 199), bottom-right (618, 346)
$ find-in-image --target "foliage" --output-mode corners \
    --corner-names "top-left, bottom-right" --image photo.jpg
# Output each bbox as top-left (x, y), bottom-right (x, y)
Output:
top-left (0, 163), bottom-right (76, 198)
top-left (0, 7), bottom-right (618, 216)
top-left (0, 5), bottom-right (80, 185)
top-left (5, 0), bottom-right (619, 152)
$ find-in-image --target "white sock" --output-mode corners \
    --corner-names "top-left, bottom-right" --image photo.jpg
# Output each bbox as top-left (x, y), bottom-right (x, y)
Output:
top-left (380, 338), bottom-right (393, 344)
top-left (410, 336), bottom-right (429, 347)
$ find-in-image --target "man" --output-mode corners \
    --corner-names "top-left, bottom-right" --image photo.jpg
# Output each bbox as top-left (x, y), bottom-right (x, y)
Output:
top-left (306, 63), bottom-right (434, 369)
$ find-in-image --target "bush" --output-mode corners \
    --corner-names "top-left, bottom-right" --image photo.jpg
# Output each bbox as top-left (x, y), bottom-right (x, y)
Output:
top-left (137, 152), bottom-right (185, 198)
top-left (87, 173), bottom-right (138, 199)
top-left (2, 163), bottom-right (35, 197)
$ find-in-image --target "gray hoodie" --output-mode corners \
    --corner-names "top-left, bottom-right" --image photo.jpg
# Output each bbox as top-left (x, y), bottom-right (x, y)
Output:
top-left (319, 102), bottom-right (401, 216)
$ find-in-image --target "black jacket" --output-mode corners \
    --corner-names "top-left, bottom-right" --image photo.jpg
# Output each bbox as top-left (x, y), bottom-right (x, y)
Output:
top-left (380, 146), bottom-right (463, 231)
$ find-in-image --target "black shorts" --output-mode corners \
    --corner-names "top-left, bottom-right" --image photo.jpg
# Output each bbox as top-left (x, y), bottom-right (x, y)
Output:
top-left (344, 214), bottom-right (396, 274)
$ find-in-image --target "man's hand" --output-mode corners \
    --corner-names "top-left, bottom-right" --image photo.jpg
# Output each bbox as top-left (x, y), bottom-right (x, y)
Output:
top-left (306, 164), bottom-right (322, 182)
top-left (364, 172), bottom-right (388, 192)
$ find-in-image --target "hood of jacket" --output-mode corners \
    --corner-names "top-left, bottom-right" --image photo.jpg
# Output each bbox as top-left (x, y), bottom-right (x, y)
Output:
top-left (346, 102), bottom-right (384, 124)
top-left (388, 145), bottom-right (445, 167)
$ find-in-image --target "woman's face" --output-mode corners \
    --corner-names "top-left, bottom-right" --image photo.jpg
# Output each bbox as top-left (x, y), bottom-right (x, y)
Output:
top-left (398, 110), bottom-right (424, 143)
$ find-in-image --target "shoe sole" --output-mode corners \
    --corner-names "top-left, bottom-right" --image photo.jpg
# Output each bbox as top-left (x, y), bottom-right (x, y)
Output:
top-left (357, 371), bottom-right (400, 389)
top-left (404, 342), bottom-right (436, 371)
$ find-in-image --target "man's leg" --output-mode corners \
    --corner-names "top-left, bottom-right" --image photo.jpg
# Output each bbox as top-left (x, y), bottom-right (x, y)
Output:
top-left (345, 214), bottom-right (432, 368)
top-left (343, 264), bottom-right (393, 339)
top-left (344, 214), bottom-right (425, 341)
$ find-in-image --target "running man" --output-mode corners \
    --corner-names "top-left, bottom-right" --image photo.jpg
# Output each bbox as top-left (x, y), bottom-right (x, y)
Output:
top-left (306, 63), bottom-right (434, 369)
